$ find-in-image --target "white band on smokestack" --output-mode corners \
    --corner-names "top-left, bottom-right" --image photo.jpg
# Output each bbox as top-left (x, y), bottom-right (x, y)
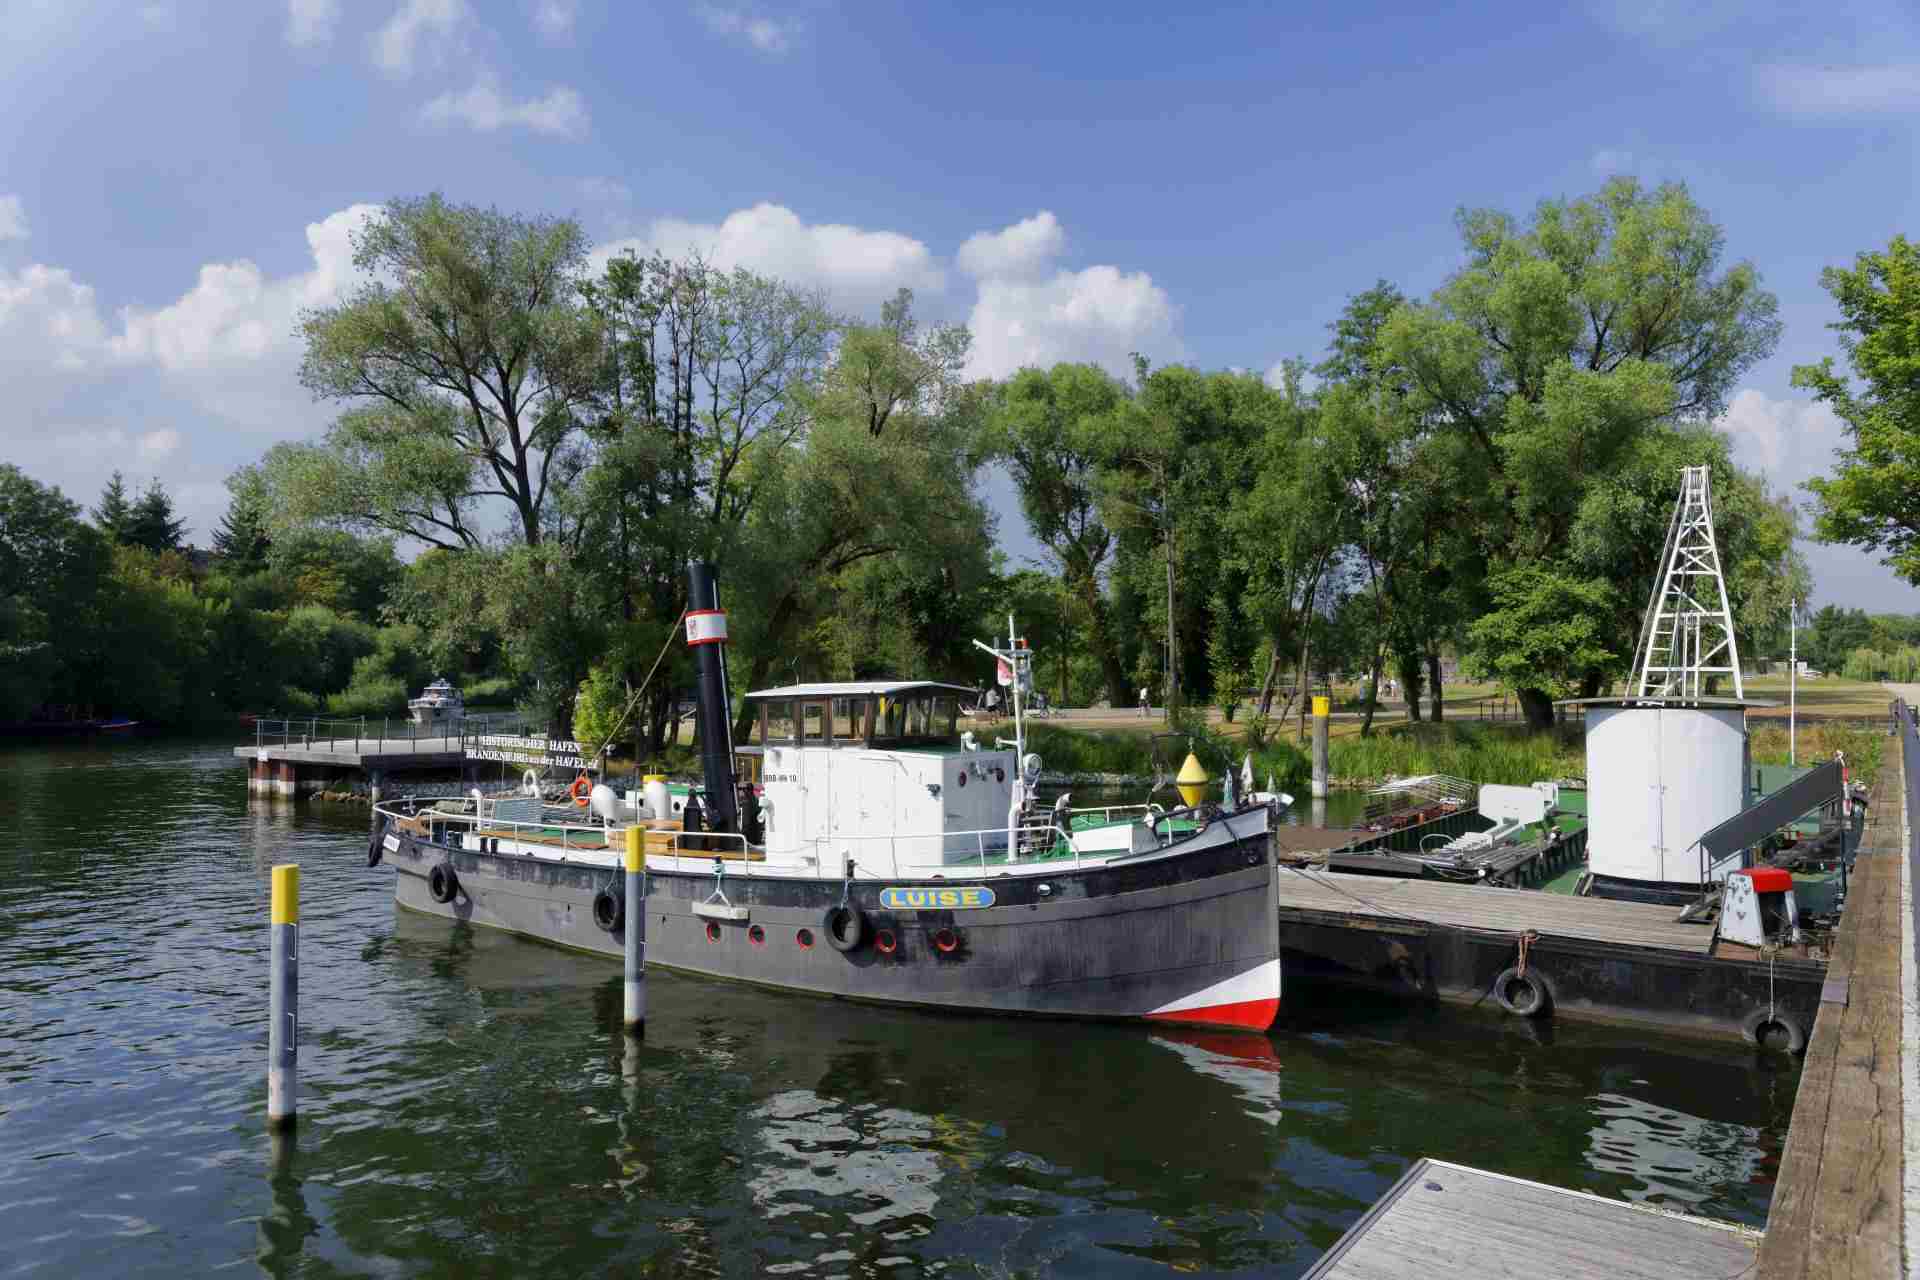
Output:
top-left (686, 609), bottom-right (728, 647)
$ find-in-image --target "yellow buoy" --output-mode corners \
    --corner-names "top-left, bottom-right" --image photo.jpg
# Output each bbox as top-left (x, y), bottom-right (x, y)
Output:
top-left (1175, 751), bottom-right (1209, 808)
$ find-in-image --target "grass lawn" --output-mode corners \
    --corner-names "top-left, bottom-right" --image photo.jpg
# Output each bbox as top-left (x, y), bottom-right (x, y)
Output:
top-left (1738, 673), bottom-right (1897, 719)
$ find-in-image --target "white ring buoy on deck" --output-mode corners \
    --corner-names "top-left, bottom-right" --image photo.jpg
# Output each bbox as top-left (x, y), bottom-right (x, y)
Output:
top-left (522, 769), bottom-right (541, 797)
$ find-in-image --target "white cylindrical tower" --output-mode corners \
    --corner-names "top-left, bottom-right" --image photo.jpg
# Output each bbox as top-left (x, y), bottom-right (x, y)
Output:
top-left (1585, 702), bottom-right (1748, 886)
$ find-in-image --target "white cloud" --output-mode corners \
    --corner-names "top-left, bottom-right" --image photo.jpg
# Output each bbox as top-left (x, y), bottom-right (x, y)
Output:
top-left (1757, 63), bottom-right (1920, 116)
top-left (287, 0), bottom-right (342, 48)
top-left (372, 0), bottom-right (466, 77)
top-left (596, 202), bottom-right (944, 314)
top-left (0, 264), bottom-right (110, 374)
top-left (420, 82), bottom-right (589, 137)
top-left (0, 195), bottom-right (26, 241)
top-left (696, 4), bottom-right (797, 54)
top-left (531, 0), bottom-right (574, 39)
top-left (1715, 387), bottom-right (1850, 487)
top-left (956, 211), bottom-right (1065, 282)
top-left (1, 205), bottom-right (383, 544)
top-left (966, 264), bottom-right (1181, 382)
top-left (139, 428), bottom-right (181, 459)
top-left (110, 204), bottom-right (377, 375)
top-left (1591, 147), bottom-right (1637, 175)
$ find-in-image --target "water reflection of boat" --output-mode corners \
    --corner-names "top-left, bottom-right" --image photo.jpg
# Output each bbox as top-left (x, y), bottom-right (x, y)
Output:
top-left (1584, 1092), bottom-right (1769, 1205)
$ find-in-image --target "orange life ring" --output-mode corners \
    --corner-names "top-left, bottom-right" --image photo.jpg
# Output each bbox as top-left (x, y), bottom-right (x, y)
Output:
top-left (569, 775), bottom-right (593, 807)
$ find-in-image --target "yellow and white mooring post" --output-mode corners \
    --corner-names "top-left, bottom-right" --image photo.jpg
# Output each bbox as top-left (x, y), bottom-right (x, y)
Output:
top-left (267, 863), bottom-right (299, 1129)
top-left (623, 827), bottom-right (646, 1035)
top-left (1311, 696), bottom-right (1330, 800)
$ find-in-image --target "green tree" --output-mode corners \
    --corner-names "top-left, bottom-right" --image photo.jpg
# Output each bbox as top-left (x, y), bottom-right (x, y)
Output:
top-left (212, 470), bottom-right (273, 574)
top-left (278, 194), bottom-right (603, 549)
top-left (1798, 235), bottom-right (1920, 585)
top-left (1382, 178), bottom-right (1781, 726)
top-left (126, 480), bottom-right (188, 554)
top-left (93, 471), bottom-right (134, 545)
top-left (574, 250), bottom-right (839, 749)
top-left (0, 467), bottom-right (109, 717)
top-left (1463, 568), bottom-right (1618, 701)
top-left (984, 363), bottom-right (1130, 703)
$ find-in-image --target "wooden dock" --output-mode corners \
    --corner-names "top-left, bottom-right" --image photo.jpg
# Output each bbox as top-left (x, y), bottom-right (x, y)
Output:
top-left (237, 721), bottom-right (466, 797)
top-left (1273, 858), bottom-right (1827, 1041)
top-left (1754, 719), bottom-right (1907, 1278)
top-left (1306, 1158), bottom-right (1757, 1280)
top-left (1275, 867), bottom-right (1716, 954)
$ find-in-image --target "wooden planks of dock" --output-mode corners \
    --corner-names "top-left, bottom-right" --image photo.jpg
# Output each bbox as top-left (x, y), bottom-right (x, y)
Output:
top-left (1274, 867), bottom-right (1717, 954)
top-left (1755, 726), bottom-right (1906, 1279)
top-left (1305, 1158), bottom-right (1757, 1280)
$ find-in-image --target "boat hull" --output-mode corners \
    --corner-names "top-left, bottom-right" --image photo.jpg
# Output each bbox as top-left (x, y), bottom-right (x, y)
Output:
top-left (384, 814), bottom-right (1281, 1032)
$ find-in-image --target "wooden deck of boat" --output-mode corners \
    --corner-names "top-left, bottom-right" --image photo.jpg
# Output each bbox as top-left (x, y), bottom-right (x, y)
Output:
top-left (1754, 722), bottom-right (1907, 1279)
top-left (1273, 866), bottom-right (1717, 954)
top-left (1305, 1158), bottom-right (1757, 1280)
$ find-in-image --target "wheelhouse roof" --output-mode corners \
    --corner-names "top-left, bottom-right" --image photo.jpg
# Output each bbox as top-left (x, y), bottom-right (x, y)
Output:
top-left (744, 681), bottom-right (977, 700)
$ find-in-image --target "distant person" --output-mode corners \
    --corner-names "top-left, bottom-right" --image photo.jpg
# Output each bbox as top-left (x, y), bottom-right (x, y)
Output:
top-left (984, 686), bottom-right (1000, 715)
top-left (1138, 686), bottom-right (1150, 718)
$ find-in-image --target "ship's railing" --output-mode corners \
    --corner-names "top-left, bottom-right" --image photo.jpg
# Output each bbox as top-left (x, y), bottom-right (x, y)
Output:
top-left (809, 822), bottom-right (1078, 879)
top-left (371, 797), bottom-right (753, 861)
top-left (1064, 803), bottom-right (1155, 827)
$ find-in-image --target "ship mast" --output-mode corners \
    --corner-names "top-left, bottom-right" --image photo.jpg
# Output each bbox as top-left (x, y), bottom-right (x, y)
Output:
top-left (973, 615), bottom-right (1033, 855)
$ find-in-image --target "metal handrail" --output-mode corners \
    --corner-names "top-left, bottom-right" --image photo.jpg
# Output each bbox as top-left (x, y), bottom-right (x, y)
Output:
top-left (373, 797), bottom-right (754, 861)
top-left (809, 822), bottom-right (1078, 879)
top-left (252, 711), bottom-right (531, 755)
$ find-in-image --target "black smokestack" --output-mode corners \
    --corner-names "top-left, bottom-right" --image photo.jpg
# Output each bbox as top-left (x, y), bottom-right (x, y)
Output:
top-left (685, 561), bottom-right (739, 833)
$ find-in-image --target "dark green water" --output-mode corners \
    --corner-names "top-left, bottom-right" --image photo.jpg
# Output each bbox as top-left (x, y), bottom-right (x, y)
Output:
top-left (1, 737), bottom-right (1798, 1277)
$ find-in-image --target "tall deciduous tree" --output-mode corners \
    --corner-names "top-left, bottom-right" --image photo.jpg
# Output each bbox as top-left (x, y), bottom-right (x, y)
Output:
top-left (280, 195), bottom-right (603, 549)
top-left (985, 363), bottom-right (1130, 703)
top-left (1384, 178), bottom-right (1781, 726)
top-left (1798, 235), bottom-right (1920, 585)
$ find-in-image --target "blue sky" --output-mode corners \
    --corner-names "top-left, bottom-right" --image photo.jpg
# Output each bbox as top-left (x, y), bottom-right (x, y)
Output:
top-left (3, 0), bottom-right (1917, 612)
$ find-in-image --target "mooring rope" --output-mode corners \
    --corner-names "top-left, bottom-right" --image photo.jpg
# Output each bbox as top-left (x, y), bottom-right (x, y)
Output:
top-left (585, 608), bottom-right (690, 773)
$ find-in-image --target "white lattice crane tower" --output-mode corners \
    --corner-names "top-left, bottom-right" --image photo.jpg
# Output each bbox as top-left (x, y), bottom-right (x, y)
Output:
top-left (1628, 466), bottom-right (1744, 702)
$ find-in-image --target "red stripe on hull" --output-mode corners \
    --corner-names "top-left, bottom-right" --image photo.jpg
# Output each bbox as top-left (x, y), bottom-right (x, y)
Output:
top-left (1143, 996), bottom-right (1279, 1033)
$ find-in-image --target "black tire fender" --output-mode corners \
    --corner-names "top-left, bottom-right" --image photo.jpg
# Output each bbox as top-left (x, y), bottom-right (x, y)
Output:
top-left (428, 861), bottom-right (459, 905)
top-left (1742, 1008), bottom-right (1807, 1053)
top-left (592, 885), bottom-right (624, 933)
top-left (824, 903), bottom-right (869, 953)
top-left (367, 817), bottom-right (386, 867)
top-left (1493, 965), bottom-right (1554, 1018)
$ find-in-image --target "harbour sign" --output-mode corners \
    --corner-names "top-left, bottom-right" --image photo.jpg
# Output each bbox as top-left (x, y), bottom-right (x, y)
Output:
top-left (471, 734), bottom-right (591, 770)
top-left (879, 886), bottom-right (996, 911)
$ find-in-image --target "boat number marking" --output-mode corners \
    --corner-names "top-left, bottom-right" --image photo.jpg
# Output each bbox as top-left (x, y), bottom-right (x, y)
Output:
top-left (879, 886), bottom-right (995, 911)
top-left (383, 833), bottom-right (401, 852)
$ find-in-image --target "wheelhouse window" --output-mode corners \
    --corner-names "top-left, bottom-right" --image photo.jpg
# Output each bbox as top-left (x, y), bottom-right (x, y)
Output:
top-left (833, 697), bottom-right (869, 743)
top-left (874, 693), bottom-right (960, 747)
top-left (801, 702), bottom-right (828, 742)
top-left (759, 700), bottom-right (798, 744)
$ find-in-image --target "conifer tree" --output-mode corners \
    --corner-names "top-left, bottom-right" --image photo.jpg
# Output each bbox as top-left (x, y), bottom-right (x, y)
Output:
top-left (93, 471), bottom-right (134, 544)
top-left (211, 490), bottom-right (271, 574)
top-left (126, 481), bottom-right (188, 554)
